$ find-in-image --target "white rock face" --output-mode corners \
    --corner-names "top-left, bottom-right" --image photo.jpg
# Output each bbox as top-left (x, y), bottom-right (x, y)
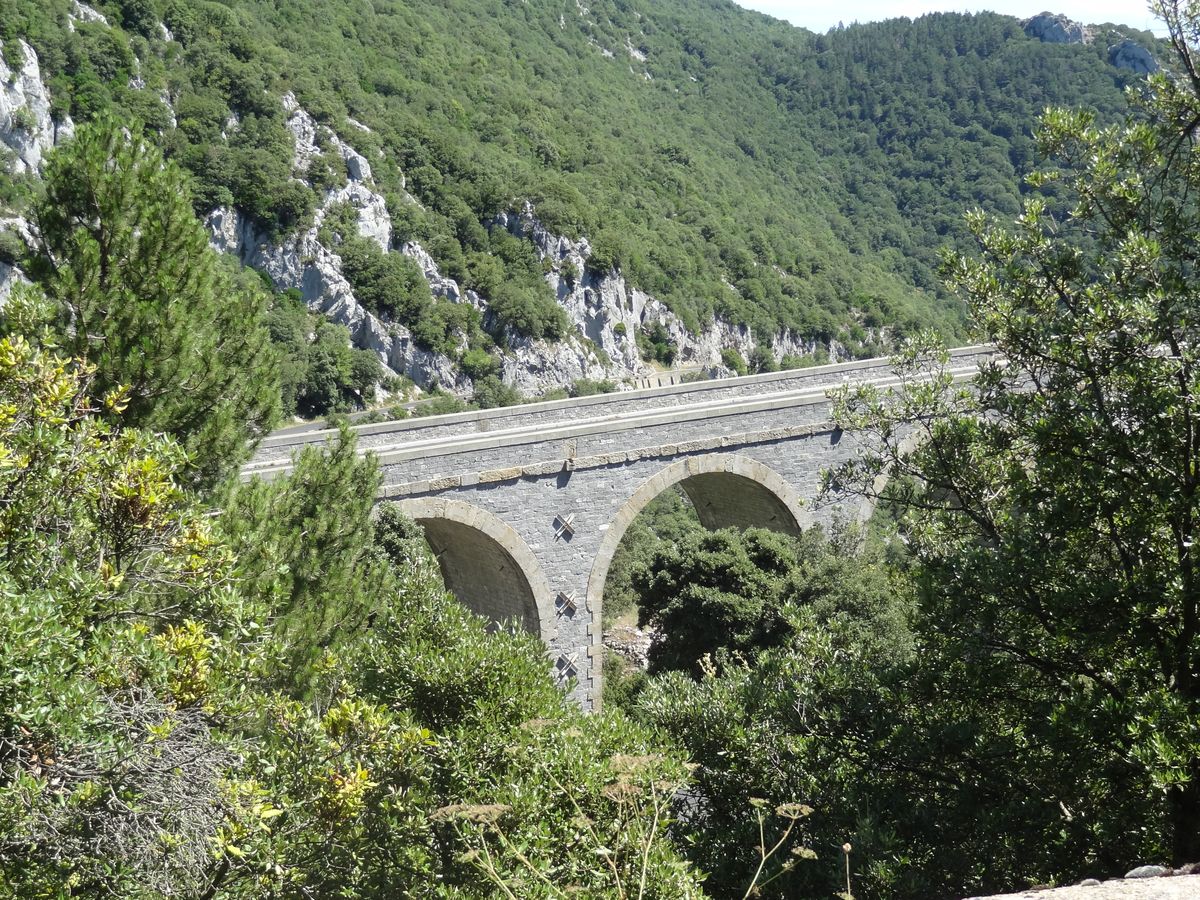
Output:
top-left (0, 214), bottom-right (35, 246)
top-left (207, 205), bottom-right (469, 393)
top-left (70, 1), bottom-right (109, 27)
top-left (500, 332), bottom-right (611, 396)
top-left (1109, 39), bottom-right (1158, 74)
top-left (0, 261), bottom-right (28, 306)
top-left (205, 97), bottom-right (478, 393)
top-left (281, 92), bottom-right (391, 251)
top-left (330, 181), bottom-right (392, 251)
top-left (494, 203), bottom-right (825, 379)
top-left (1023, 12), bottom-right (1088, 44)
top-left (400, 241), bottom-right (485, 311)
top-left (0, 40), bottom-right (74, 174)
top-left (395, 230), bottom-right (613, 396)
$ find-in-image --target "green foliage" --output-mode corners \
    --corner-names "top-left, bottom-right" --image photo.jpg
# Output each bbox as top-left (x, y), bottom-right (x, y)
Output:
top-left (0, 227), bottom-right (24, 266)
top-left (116, 0), bottom-right (159, 38)
top-left (637, 321), bottom-right (677, 366)
top-left (412, 392), bottom-right (470, 417)
top-left (603, 487), bottom-right (704, 627)
top-left (488, 278), bottom-right (570, 341)
top-left (749, 345), bottom-right (778, 374)
top-left (811, 5), bottom-right (1200, 885)
top-left (0, 335), bottom-right (260, 896)
top-left (781, 348), bottom-right (830, 369)
top-left (338, 234), bottom-right (433, 325)
top-left (636, 615), bottom-right (883, 899)
top-left (720, 347), bottom-right (748, 376)
top-left (0, 330), bottom-right (703, 896)
top-left (635, 524), bottom-right (910, 676)
top-left (18, 116), bottom-right (279, 489)
top-left (354, 518), bottom-right (706, 896)
top-left (471, 375), bottom-right (520, 409)
top-left (570, 377), bottom-right (617, 397)
top-left (2, 0), bottom-right (1148, 348)
top-left (459, 346), bottom-right (499, 380)
top-left (262, 282), bottom-right (386, 420)
top-left (217, 430), bottom-right (384, 693)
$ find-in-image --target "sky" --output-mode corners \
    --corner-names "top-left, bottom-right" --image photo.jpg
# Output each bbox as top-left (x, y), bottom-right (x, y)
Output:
top-left (733, 2), bottom-right (1164, 35)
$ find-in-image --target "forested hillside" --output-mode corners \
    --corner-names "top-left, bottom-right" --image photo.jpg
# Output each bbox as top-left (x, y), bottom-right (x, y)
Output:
top-left (0, 0), bottom-right (1161, 412)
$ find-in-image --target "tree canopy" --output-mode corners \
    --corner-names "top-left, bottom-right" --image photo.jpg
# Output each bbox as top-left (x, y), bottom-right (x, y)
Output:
top-left (22, 116), bottom-right (280, 488)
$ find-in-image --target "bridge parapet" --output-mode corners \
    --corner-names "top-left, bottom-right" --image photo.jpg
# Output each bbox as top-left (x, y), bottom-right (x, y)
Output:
top-left (250, 345), bottom-right (995, 468)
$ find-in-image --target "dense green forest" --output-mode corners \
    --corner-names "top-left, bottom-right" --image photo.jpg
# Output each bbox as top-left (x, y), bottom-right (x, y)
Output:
top-left (0, 0), bottom-right (1160, 372)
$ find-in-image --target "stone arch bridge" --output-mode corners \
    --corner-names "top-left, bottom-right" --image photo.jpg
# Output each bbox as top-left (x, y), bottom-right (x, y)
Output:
top-left (244, 345), bottom-right (992, 708)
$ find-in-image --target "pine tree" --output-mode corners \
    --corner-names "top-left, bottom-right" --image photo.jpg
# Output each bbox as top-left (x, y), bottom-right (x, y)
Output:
top-left (28, 115), bottom-right (280, 490)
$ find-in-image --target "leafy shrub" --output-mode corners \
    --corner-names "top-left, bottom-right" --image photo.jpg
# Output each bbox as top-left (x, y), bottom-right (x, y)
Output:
top-left (0, 228), bottom-right (25, 266)
top-left (459, 347), bottom-right (499, 381)
top-left (570, 378), bottom-right (616, 397)
top-left (637, 322), bottom-right (676, 366)
top-left (412, 394), bottom-right (469, 417)
top-left (338, 236), bottom-right (432, 324)
top-left (471, 375), bottom-right (520, 409)
top-left (488, 281), bottom-right (570, 341)
top-left (720, 347), bottom-right (749, 376)
top-left (749, 345), bottom-right (778, 373)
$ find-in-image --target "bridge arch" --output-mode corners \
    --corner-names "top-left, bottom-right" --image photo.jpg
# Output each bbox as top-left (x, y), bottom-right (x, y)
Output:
top-left (585, 453), bottom-right (806, 705)
top-left (395, 498), bottom-right (556, 641)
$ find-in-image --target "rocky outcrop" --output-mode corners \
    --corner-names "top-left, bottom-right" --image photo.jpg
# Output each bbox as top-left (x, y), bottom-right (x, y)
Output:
top-left (0, 40), bottom-right (74, 174)
top-left (400, 241), bottom-right (484, 311)
top-left (1023, 12), bottom-right (1158, 76)
top-left (68, 1), bottom-right (109, 29)
top-left (1023, 12), bottom-right (1088, 44)
top-left (398, 235), bottom-right (612, 395)
top-left (251, 96), bottom-right (827, 397)
top-left (495, 203), bottom-right (826, 378)
top-left (282, 93), bottom-right (391, 252)
top-left (205, 95), bottom-right (472, 392)
top-left (207, 205), bottom-right (468, 393)
top-left (204, 95), bottom-right (628, 399)
top-left (604, 623), bottom-right (655, 669)
top-left (968, 871), bottom-right (1200, 899)
top-left (1109, 39), bottom-right (1158, 74)
top-left (0, 55), bottom-right (826, 399)
top-left (0, 261), bottom-right (28, 305)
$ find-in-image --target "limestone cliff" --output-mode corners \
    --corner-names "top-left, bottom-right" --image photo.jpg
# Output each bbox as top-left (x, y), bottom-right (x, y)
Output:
top-left (206, 91), bottom-right (821, 399)
top-left (0, 12), bottom-right (1158, 404)
top-left (0, 39), bottom-right (74, 174)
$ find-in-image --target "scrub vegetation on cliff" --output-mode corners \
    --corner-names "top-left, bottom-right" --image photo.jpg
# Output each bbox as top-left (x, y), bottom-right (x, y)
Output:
top-left (0, 0), bottom-right (1158, 355)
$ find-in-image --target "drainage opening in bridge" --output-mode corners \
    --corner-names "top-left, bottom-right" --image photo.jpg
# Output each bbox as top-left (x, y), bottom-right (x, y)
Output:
top-left (390, 499), bottom-right (552, 641)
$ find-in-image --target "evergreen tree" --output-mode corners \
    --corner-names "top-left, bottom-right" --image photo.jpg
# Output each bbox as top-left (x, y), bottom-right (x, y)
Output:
top-left (27, 116), bottom-right (280, 489)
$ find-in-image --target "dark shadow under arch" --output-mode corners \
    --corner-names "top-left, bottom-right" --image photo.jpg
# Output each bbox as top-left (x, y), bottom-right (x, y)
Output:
top-left (393, 498), bottom-right (554, 641)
